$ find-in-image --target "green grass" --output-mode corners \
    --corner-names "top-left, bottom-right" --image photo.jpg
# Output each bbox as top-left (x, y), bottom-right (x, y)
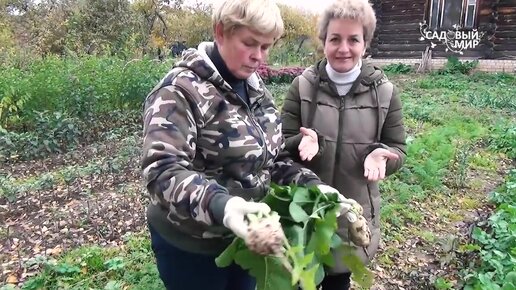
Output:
top-left (377, 72), bottom-right (514, 232)
top-left (19, 234), bottom-right (161, 290)
top-left (462, 170), bottom-right (516, 290)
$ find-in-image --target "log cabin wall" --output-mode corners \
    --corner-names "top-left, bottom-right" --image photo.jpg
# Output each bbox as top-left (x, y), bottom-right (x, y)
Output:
top-left (370, 0), bottom-right (516, 59)
top-left (370, 0), bottom-right (428, 58)
top-left (493, 0), bottom-right (516, 58)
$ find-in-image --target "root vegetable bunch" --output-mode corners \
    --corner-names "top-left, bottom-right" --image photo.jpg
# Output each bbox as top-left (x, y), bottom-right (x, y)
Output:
top-left (244, 211), bottom-right (297, 275)
top-left (245, 211), bottom-right (286, 256)
top-left (338, 199), bottom-right (371, 247)
top-left (349, 215), bottom-right (371, 247)
top-left (216, 185), bottom-right (375, 290)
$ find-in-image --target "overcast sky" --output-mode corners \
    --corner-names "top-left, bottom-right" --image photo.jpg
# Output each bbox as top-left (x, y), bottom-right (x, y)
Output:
top-left (185, 0), bottom-right (334, 13)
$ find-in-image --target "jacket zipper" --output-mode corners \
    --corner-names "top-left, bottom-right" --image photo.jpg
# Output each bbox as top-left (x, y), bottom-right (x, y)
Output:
top-left (332, 95), bottom-right (345, 186)
top-left (334, 92), bottom-right (376, 223)
top-left (371, 82), bottom-right (379, 223)
top-left (233, 90), bottom-right (268, 196)
top-left (367, 183), bottom-right (376, 225)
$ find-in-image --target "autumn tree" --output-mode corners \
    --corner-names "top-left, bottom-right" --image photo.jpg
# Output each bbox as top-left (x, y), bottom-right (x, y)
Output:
top-left (165, 3), bottom-right (212, 48)
top-left (0, 1), bottom-right (15, 52)
top-left (278, 4), bottom-right (317, 42)
top-left (64, 0), bottom-right (134, 55)
top-left (0, 0), bottom-right (319, 59)
top-left (7, 0), bottom-right (135, 56)
top-left (131, 0), bottom-right (191, 56)
top-left (0, 0), bottom-right (37, 53)
top-left (267, 4), bottom-right (319, 65)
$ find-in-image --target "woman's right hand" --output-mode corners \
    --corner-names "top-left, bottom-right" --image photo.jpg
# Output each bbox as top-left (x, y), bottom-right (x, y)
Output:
top-left (298, 127), bottom-right (319, 161)
top-left (363, 148), bottom-right (399, 181)
top-left (222, 197), bottom-right (271, 239)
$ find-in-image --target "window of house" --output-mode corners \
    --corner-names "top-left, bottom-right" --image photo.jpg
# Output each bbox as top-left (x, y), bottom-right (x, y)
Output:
top-left (427, 0), bottom-right (478, 29)
top-left (464, 0), bottom-right (477, 28)
top-left (428, 0), bottom-right (441, 29)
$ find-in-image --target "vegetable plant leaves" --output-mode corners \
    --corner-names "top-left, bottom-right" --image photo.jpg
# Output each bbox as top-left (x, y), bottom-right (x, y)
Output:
top-left (234, 248), bottom-right (294, 290)
top-left (216, 184), bottom-right (374, 290)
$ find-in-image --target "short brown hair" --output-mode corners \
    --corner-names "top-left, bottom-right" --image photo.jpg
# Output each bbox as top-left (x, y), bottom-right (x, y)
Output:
top-left (212, 0), bottom-right (284, 40)
top-left (318, 0), bottom-right (377, 47)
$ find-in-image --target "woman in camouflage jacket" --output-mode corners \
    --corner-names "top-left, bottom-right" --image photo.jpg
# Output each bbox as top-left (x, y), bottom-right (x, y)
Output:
top-left (140, 1), bottom-right (357, 289)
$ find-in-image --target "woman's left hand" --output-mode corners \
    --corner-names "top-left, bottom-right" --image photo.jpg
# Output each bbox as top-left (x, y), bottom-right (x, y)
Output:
top-left (363, 148), bottom-right (399, 181)
top-left (298, 127), bottom-right (318, 161)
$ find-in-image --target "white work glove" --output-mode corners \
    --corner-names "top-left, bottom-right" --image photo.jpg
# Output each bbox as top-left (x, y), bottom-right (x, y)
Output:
top-left (316, 184), bottom-right (363, 223)
top-left (363, 148), bottom-right (399, 181)
top-left (222, 196), bottom-right (271, 239)
top-left (317, 184), bottom-right (371, 247)
top-left (298, 127), bottom-right (319, 161)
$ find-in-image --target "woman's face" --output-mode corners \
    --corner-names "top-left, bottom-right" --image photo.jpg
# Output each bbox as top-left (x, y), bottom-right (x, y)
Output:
top-left (323, 18), bottom-right (366, 73)
top-left (215, 24), bottom-right (275, 79)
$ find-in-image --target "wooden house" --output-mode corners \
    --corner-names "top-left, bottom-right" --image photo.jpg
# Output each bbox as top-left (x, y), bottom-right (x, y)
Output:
top-left (369, 0), bottom-right (516, 59)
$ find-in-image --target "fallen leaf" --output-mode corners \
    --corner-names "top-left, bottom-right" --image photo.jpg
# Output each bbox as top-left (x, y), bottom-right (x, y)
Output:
top-left (6, 274), bottom-right (18, 284)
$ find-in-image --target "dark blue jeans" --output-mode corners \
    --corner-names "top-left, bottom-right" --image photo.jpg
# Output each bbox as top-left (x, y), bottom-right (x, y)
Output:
top-left (320, 272), bottom-right (351, 290)
top-left (148, 225), bottom-right (256, 290)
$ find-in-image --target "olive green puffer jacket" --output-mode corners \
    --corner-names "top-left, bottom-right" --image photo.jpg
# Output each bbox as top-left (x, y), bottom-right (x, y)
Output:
top-left (281, 59), bottom-right (407, 273)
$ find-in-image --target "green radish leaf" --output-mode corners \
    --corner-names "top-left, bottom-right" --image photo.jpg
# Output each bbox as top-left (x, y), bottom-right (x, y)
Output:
top-left (314, 264), bottom-right (325, 285)
top-left (299, 264), bottom-right (319, 290)
top-left (217, 184), bottom-right (372, 290)
top-left (291, 248), bottom-right (315, 284)
top-left (233, 249), bottom-right (294, 290)
top-left (289, 202), bottom-right (310, 223)
top-left (306, 210), bottom-right (337, 255)
top-left (290, 248), bottom-right (304, 285)
top-left (502, 282), bottom-right (515, 290)
top-left (215, 238), bottom-right (240, 267)
top-left (283, 225), bottom-right (305, 246)
top-left (339, 245), bottom-right (374, 289)
top-left (292, 187), bottom-right (311, 203)
top-left (320, 251), bottom-right (335, 267)
top-left (311, 189), bottom-right (324, 215)
top-left (270, 183), bottom-right (292, 199)
top-left (330, 233), bottom-right (343, 248)
top-left (262, 193), bottom-right (292, 217)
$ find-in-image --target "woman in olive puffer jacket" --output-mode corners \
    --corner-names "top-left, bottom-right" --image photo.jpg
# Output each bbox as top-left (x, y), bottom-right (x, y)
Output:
top-left (281, 0), bottom-right (407, 289)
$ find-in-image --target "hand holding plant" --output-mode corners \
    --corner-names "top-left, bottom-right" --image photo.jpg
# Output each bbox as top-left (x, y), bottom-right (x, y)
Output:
top-left (216, 185), bottom-right (374, 290)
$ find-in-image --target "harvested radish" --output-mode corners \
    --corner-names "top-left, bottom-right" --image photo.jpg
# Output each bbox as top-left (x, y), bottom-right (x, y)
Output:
top-left (349, 215), bottom-right (371, 247)
top-left (245, 211), bottom-right (286, 256)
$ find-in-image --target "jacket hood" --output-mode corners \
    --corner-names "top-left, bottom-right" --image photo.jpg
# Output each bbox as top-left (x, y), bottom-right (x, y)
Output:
top-left (174, 42), bottom-right (263, 93)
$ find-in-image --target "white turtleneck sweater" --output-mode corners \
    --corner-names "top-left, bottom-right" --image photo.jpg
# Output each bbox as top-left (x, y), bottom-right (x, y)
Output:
top-left (325, 59), bottom-right (362, 96)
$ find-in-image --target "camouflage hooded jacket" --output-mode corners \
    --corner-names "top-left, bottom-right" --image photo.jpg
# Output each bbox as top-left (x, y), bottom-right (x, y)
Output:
top-left (142, 42), bottom-right (322, 254)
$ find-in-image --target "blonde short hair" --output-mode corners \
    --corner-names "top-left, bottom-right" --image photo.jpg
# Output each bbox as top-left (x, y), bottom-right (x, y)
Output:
top-left (212, 0), bottom-right (284, 39)
top-left (318, 0), bottom-right (377, 46)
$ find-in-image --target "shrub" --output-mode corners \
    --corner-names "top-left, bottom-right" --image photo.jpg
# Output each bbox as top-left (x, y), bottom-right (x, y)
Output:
top-left (462, 170), bottom-right (516, 290)
top-left (0, 111), bottom-right (82, 161)
top-left (438, 56), bottom-right (478, 75)
top-left (489, 121), bottom-right (516, 159)
top-left (382, 63), bottom-right (413, 74)
top-left (257, 64), bottom-right (305, 84)
top-left (0, 56), bottom-right (170, 130)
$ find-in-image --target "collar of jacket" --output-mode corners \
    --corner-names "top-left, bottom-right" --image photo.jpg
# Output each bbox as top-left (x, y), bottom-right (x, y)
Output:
top-left (175, 42), bottom-right (265, 105)
top-left (311, 58), bottom-right (386, 97)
